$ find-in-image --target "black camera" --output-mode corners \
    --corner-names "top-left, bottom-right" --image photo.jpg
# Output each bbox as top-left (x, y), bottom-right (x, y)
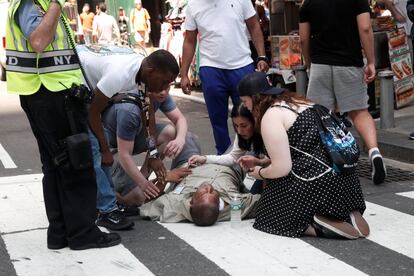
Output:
top-left (68, 83), bottom-right (94, 104)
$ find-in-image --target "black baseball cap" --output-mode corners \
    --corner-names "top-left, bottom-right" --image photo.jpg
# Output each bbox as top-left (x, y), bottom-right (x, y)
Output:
top-left (238, 72), bottom-right (286, 97)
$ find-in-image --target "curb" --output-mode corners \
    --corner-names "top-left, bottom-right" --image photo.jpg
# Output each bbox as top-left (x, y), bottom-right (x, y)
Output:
top-left (170, 89), bottom-right (234, 111)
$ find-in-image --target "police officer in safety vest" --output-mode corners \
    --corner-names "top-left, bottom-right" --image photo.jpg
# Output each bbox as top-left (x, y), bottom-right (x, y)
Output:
top-left (5, 0), bottom-right (121, 250)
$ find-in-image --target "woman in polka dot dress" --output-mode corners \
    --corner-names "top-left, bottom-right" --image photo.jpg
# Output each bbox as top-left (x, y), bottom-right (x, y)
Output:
top-left (237, 72), bottom-right (370, 240)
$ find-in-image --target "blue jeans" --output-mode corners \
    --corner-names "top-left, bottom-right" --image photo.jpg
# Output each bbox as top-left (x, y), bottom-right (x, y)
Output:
top-left (199, 63), bottom-right (255, 154)
top-left (88, 129), bottom-right (117, 213)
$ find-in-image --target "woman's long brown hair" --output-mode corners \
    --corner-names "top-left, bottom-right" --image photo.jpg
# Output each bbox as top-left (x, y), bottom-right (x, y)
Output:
top-left (253, 92), bottom-right (311, 133)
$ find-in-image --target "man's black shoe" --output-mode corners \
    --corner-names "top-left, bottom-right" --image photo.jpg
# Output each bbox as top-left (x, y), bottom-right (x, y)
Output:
top-left (47, 240), bottom-right (68, 250)
top-left (408, 132), bottom-right (414, 140)
top-left (70, 232), bottom-right (121, 250)
top-left (118, 203), bottom-right (140, 217)
top-left (96, 209), bottom-right (134, 231)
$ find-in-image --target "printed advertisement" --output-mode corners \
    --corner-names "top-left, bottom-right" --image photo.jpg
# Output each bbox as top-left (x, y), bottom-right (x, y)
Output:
top-left (387, 27), bottom-right (414, 108)
top-left (270, 35), bottom-right (302, 70)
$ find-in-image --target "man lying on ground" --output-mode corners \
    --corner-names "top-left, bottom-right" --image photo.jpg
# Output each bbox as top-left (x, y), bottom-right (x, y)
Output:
top-left (134, 134), bottom-right (261, 226)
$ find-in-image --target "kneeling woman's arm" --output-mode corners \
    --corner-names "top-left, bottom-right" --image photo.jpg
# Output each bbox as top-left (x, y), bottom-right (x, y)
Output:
top-left (249, 110), bottom-right (292, 179)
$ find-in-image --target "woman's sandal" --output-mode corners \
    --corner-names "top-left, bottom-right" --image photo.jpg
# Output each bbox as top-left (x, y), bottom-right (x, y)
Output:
top-left (313, 215), bottom-right (359, 240)
top-left (350, 211), bottom-right (370, 237)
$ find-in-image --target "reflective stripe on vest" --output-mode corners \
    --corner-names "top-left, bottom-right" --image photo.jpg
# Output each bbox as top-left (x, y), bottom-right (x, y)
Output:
top-left (6, 49), bottom-right (79, 74)
top-left (5, 0), bottom-right (81, 95)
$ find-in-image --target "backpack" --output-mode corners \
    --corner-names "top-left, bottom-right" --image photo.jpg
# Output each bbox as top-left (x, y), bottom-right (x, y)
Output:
top-left (312, 104), bottom-right (360, 173)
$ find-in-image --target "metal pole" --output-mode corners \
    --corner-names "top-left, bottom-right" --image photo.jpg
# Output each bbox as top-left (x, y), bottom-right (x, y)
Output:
top-left (292, 65), bottom-right (307, 96)
top-left (378, 70), bottom-right (395, 129)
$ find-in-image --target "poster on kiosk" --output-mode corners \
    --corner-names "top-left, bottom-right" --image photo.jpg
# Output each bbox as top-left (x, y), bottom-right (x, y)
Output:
top-left (387, 27), bottom-right (414, 108)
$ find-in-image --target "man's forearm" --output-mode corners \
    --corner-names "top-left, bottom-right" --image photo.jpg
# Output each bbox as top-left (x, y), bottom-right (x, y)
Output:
top-left (29, 2), bottom-right (61, 53)
top-left (180, 37), bottom-right (197, 76)
top-left (301, 40), bottom-right (311, 69)
top-left (119, 153), bottom-right (148, 187)
top-left (357, 14), bottom-right (375, 65)
top-left (88, 113), bottom-right (110, 153)
top-left (360, 30), bottom-right (375, 65)
top-left (299, 23), bottom-right (311, 68)
top-left (248, 19), bottom-right (266, 57)
top-left (175, 117), bottom-right (188, 142)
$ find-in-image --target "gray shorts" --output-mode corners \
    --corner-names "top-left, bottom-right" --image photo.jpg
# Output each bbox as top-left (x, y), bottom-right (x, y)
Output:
top-left (307, 63), bottom-right (369, 113)
top-left (112, 123), bottom-right (168, 196)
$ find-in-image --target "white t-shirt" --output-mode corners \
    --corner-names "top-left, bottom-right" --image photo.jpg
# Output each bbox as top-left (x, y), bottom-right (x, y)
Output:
top-left (393, 0), bottom-right (412, 34)
top-left (92, 12), bottom-right (119, 44)
top-left (77, 45), bottom-right (143, 98)
top-left (184, 0), bottom-right (256, 69)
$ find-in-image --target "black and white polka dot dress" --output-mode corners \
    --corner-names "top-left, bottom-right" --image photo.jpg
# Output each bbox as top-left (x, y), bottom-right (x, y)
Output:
top-left (253, 106), bottom-right (366, 237)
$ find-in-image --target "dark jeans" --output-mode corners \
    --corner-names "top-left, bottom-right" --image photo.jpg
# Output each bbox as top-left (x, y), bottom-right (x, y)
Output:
top-left (20, 85), bottom-right (101, 248)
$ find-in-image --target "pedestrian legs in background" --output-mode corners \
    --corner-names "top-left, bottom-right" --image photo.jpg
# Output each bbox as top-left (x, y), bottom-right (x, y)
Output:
top-left (348, 109), bottom-right (387, 185)
top-left (198, 64), bottom-right (255, 155)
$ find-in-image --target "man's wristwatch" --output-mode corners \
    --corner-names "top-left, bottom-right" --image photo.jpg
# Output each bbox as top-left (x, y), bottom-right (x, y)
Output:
top-left (148, 148), bottom-right (160, 159)
top-left (256, 56), bottom-right (269, 64)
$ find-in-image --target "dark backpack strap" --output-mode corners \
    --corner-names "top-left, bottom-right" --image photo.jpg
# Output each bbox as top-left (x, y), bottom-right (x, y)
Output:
top-left (109, 93), bottom-right (143, 109)
top-left (102, 93), bottom-right (143, 114)
top-left (270, 104), bottom-right (299, 114)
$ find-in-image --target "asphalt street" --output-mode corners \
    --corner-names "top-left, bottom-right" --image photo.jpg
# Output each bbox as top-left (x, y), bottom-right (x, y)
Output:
top-left (1, 81), bottom-right (414, 276)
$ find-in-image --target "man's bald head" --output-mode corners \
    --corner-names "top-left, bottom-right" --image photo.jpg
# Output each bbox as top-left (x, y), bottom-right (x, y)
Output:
top-left (190, 183), bottom-right (220, 226)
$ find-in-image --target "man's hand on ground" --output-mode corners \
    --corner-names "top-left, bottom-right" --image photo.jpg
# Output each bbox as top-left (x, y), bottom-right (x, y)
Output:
top-left (166, 167), bottom-right (192, 183)
top-left (148, 158), bottom-right (167, 180)
top-left (164, 138), bottom-right (185, 159)
top-left (180, 75), bottom-right (192, 95)
top-left (101, 150), bottom-right (114, 166)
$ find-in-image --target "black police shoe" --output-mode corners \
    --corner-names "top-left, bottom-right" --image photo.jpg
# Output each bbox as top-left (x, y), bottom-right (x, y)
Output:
top-left (70, 232), bottom-right (121, 250)
top-left (117, 203), bottom-right (140, 217)
top-left (408, 132), bottom-right (414, 140)
top-left (96, 209), bottom-right (134, 231)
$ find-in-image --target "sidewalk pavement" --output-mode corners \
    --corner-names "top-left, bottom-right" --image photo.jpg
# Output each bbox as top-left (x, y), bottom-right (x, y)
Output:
top-left (170, 87), bottom-right (414, 164)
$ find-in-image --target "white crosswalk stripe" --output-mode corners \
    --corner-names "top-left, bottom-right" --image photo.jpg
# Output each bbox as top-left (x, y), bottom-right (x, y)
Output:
top-left (0, 143), bottom-right (17, 169)
top-left (0, 174), bottom-right (414, 275)
top-left (160, 221), bottom-right (368, 276)
top-left (397, 191), bottom-right (414, 200)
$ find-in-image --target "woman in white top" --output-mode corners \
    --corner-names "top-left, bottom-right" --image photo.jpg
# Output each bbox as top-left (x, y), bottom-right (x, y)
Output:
top-left (188, 103), bottom-right (270, 193)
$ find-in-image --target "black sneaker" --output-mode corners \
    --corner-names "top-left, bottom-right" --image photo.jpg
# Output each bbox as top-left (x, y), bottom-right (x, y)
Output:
top-left (96, 209), bottom-right (134, 231)
top-left (370, 150), bottom-right (386, 185)
top-left (118, 203), bottom-right (140, 217)
top-left (70, 232), bottom-right (121, 250)
top-left (408, 132), bottom-right (414, 140)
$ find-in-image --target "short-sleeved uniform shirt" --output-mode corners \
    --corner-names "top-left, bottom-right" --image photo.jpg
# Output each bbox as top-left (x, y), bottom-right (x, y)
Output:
top-left (299, 0), bottom-right (370, 67)
top-left (184, 0), bottom-right (256, 69)
top-left (102, 94), bottom-right (176, 150)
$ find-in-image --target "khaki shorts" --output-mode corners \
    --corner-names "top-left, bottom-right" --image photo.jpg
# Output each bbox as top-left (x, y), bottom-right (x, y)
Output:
top-left (307, 63), bottom-right (369, 113)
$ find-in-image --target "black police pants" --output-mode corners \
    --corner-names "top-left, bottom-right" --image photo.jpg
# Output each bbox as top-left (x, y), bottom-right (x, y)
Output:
top-left (20, 85), bottom-right (101, 248)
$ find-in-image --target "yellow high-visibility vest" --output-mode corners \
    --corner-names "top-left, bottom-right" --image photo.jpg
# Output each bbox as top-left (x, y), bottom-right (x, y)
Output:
top-left (6, 0), bottom-right (82, 95)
